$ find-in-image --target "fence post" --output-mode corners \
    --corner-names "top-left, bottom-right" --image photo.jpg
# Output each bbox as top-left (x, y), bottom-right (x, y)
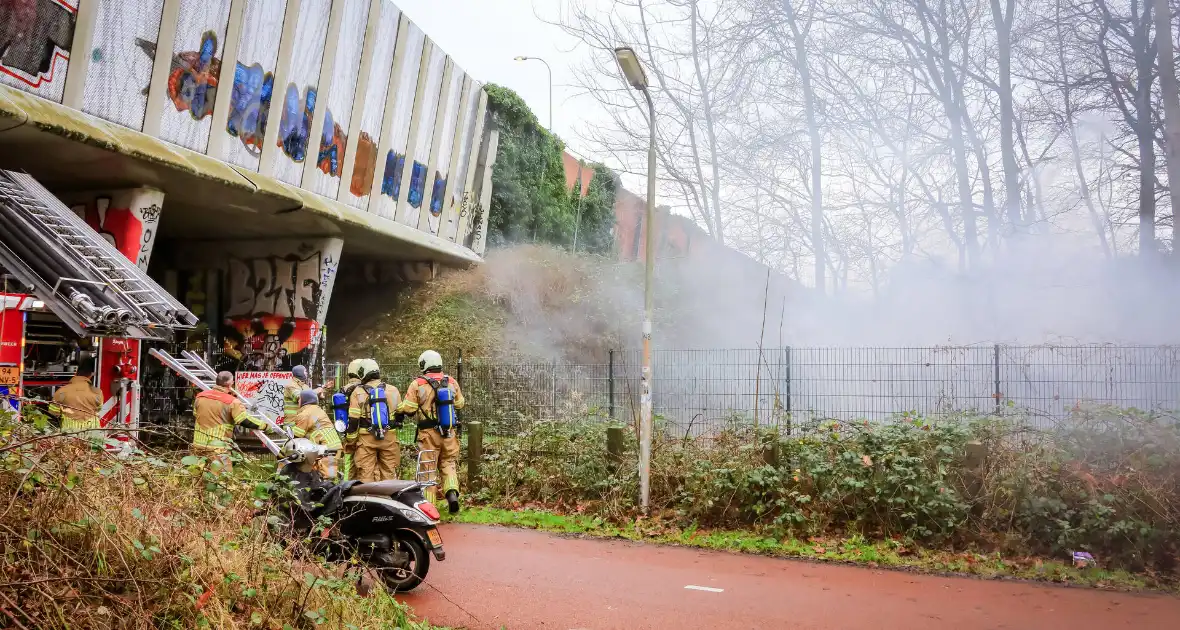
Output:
top-left (993, 344), bottom-right (1002, 415)
top-left (608, 349), bottom-right (616, 422)
top-left (607, 425), bottom-right (624, 467)
top-left (457, 348), bottom-right (463, 384)
top-left (784, 346), bottom-right (792, 435)
top-left (466, 421), bottom-right (483, 489)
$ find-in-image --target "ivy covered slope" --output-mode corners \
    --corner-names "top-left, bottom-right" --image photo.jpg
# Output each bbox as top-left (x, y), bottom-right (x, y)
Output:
top-left (484, 84), bottom-right (616, 253)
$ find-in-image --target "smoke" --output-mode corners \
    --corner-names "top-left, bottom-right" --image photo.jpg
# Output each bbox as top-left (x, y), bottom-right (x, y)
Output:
top-left (476, 235), bottom-right (1180, 360)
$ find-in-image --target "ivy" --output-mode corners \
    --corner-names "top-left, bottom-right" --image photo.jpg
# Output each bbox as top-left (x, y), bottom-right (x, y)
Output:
top-left (484, 84), bottom-right (616, 254)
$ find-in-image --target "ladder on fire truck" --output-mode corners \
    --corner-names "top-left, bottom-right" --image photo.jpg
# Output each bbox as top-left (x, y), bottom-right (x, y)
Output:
top-left (148, 348), bottom-right (288, 456)
top-left (0, 170), bottom-right (196, 340)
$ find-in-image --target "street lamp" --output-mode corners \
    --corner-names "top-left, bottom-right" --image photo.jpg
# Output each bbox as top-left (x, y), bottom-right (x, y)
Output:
top-left (513, 56), bottom-right (553, 130)
top-left (614, 45), bottom-right (656, 512)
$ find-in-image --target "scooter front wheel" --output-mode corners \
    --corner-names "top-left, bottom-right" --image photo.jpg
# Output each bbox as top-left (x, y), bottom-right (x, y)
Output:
top-left (375, 534), bottom-right (430, 593)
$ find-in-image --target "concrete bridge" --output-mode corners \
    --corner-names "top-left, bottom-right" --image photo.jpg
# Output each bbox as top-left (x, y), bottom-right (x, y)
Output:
top-left (0, 0), bottom-right (499, 375)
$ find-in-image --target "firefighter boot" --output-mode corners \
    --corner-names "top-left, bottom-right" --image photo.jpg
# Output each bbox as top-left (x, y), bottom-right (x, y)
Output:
top-left (445, 489), bottom-right (460, 514)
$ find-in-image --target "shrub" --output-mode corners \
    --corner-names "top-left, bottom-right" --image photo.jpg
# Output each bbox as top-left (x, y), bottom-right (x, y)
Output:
top-left (0, 409), bottom-right (440, 630)
top-left (473, 406), bottom-right (1180, 574)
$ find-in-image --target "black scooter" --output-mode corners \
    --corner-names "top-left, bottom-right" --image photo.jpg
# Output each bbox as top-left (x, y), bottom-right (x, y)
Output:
top-left (266, 439), bottom-right (445, 592)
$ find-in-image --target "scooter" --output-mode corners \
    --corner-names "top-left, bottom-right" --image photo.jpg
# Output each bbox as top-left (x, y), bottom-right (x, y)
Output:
top-left (267, 438), bottom-right (445, 592)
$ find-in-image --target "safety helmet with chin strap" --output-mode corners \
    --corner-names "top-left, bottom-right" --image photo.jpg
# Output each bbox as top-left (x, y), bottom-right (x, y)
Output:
top-left (346, 359), bottom-right (364, 380)
top-left (418, 350), bottom-right (443, 373)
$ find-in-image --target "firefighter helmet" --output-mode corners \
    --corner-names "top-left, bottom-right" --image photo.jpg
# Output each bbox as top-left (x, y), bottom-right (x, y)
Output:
top-left (418, 350), bottom-right (443, 373)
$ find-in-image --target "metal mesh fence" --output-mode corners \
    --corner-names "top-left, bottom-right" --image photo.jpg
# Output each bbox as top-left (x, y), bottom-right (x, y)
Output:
top-left (139, 345), bottom-right (1180, 443)
top-left (331, 346), bottom-right (1180, 439)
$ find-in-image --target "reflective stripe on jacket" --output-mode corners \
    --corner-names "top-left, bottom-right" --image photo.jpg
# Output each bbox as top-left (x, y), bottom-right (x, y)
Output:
top-left (50, 376), bottom-right (103, 430)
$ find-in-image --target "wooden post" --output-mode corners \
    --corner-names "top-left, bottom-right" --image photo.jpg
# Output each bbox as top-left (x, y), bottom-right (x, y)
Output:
top-left (607, 426), bottom-right (624, 467)
top-left (761, 433), bottom-right (779, 467)
top-left (964, 440), bottom-right (987, 518)
top-left (466, 421), bottom-right (483, 489)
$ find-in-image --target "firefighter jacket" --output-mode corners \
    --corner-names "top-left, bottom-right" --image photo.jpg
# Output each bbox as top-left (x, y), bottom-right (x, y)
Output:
top-left (291, 402), bottom-right (343, 479)
top-left (283, 377), bottom-right (310, 419)
top-left (347, 380), bottom-right (400, 436)
top-left (397, 373), bottom-right (465, 428)
top-left (291, 403), bottom-right (342, 449)
top-left (48, 376), bottom-right (103, 432)
top-left (192, 386), bottom-right (266, 451)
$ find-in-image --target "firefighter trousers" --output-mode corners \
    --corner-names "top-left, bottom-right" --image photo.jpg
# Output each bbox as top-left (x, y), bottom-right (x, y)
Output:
top-left (417, 427), bottom-right (460, 503)
top-left (353, 431), bottom-right (400, 482)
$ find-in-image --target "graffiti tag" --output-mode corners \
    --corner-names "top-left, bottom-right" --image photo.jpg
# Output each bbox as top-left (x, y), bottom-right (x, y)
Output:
top-left (227, 252), bottom-right (323, 320)
top-left (0, 0), bottom-right (76, 88)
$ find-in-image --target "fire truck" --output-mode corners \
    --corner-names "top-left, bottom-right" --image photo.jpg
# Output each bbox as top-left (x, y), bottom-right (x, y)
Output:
top-left (0, 170), bottom-right (196, 438)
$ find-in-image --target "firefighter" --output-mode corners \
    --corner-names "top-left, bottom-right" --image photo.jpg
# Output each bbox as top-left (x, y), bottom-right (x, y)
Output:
top-left (397, 350), bottom-right (465, 513)
top-left (338, 359), bottom-right (365, 479)
top-left (348, 359), bottom-right (401, 482)
top-left (290, 388), bottom-right (342, 480)
top-left (47, 361), bottom-right (103, 443)
top-left (283, 365), bottom-right (321, 421)
top-left (192, 371), bottom-right (273, 474)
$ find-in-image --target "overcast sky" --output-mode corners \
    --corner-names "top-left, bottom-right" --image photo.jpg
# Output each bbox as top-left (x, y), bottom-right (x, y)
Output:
top-left (396, 0), bottom-right (611, 166)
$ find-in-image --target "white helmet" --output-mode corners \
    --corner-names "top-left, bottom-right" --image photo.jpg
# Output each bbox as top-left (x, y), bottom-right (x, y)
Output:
top-left (346, 358), bottom-right (364, 379)
top-left (280, 438), bottom-right (323, 464)
top-left (418, 350), bottom-right (443, 373)
top-left (359, 358), bottom-right (381, 382)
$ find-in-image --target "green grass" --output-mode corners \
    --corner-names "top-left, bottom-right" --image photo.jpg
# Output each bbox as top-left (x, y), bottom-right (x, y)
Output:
top-left (445, 506), bottom-right (1172, 593)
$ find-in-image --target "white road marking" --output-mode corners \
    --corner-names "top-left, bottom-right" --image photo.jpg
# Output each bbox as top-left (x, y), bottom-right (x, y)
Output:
top-left (684, 585), bottom-right (724, 593)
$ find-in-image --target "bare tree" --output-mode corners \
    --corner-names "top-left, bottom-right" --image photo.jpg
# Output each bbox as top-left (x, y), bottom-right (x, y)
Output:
top-left (1154, 0), bottom-right (1180, 249)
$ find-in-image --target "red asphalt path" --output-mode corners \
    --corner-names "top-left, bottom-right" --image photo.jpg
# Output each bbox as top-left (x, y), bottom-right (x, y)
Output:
top-left (398, 523), bottom-right (1180, 630)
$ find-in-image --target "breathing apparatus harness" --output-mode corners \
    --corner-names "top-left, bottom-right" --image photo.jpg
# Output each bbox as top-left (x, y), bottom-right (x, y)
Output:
top-left (414, 372), bottom-right (459, 439)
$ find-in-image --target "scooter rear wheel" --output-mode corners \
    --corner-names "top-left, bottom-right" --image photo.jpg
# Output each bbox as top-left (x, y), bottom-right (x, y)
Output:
top-left (375, 535), bottom-right (430, 592)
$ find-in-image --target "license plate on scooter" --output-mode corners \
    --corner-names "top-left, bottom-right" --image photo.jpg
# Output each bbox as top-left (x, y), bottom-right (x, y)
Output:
top-left (427, 529), bottom-right (443, 548)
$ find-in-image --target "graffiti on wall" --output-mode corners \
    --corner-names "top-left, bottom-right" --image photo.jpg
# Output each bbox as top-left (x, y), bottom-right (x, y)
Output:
top-left (381, 151), bottom-right (406, 199)
top-left (167, 31), bottom-right (221, 121)
top-left (226, 62), bottom-right (274, 154)
top-left (170, 238), bottom-right (341, 372)
top-left (430, 172), bottom-right (447, 217)
top-left (0, 0), bottom-right (76, 96)
top-left (235, 371), bottom-right (291, 420)
top-left (69, 189), bottom-right (165, 272)
top-left (277, 84), bottom-right (315, 162)
top-left (222, 315), bottom-right (320, 371)
top-left (350, 132), bottom-right (378, 196)
top-left (408, 161), bottom-right (427, 208)
top-left (316, 108), bottom-right (346, 177)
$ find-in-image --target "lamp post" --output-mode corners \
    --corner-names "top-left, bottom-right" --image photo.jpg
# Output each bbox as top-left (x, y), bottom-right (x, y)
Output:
top-left (513, 56), bottom-right (553, 130)
top-left (613, 46), bottom-right (656, 512)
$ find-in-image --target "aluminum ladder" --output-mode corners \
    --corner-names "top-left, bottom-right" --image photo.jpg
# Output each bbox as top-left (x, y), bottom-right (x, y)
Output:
top-left (0, 171), bottom-right (194, 338)
top-left (148, 348), bottom-right (288, 455)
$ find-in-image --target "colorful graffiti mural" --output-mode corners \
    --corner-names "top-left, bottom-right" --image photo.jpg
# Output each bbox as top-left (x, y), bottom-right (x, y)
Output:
top-left (167, 30), bottom-right (221, 121)
top-left (277, 84), bottom-right (315, 163)
top-left (350, 131), bottom-right (378, 196)
top-left (408, 161), bottom-right (427, 208)
top-left (226, 62), bottom-right (274, 155)
top-left (430, 172), bottom-right (446, 217)
top-left (316, 108), bottom-right (346, 176)
top-left (222, 316), bottom-right (319, 371)
top-left (0, 0), bottom-right (76, 98)
top-left (169, 238), bottom-right (341, 372)
top-left (382, 151), bottom-right (406, 199)
top-left (68, 189), bottom-right (165, 272)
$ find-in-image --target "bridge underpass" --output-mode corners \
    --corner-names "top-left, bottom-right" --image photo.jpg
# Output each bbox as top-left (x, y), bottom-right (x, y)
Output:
top-left (0, 0), bottom-right (499, 430)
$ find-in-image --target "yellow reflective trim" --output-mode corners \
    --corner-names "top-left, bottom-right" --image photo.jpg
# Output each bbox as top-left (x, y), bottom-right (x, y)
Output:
top-left (396, 400), bottom-right (418, 413)
top-left (311, 427), bottom-right (342, 449)
top-left (233, 411), bottom-right (265, 429)
top-left (291, 426), bottom-right (308, 438)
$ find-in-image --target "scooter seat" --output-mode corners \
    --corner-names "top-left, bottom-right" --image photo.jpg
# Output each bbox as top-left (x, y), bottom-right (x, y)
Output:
top-left (346, 480), bottom-right (422, 497)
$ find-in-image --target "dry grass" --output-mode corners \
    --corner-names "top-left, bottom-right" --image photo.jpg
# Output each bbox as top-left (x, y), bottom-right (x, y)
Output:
top-left (0, 414), bottom-right (442, 630)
